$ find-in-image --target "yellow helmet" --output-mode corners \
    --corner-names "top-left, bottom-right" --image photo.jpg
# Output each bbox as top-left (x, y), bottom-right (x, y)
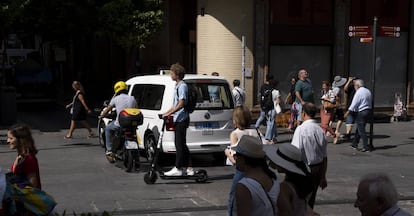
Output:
top-left (114, 81), bottom-right (127, 94)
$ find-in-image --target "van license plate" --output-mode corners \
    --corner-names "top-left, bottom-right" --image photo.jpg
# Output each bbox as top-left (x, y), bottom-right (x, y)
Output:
top-left (195, 122), bottom-right (219, 129)
top-left (202, 129), bottom-right (213, 135)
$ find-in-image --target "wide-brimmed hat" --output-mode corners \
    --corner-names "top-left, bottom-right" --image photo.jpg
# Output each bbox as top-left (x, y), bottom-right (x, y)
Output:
top-left (264, 143), bottom-right (310, 176)
top-left (231, 135), bottom-right (265, 158)
top-left (332, 75), bottom-right (347, 88)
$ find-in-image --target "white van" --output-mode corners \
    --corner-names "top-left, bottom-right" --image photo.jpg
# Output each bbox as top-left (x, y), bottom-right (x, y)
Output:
top-left (126, 74), bottom-right (234, 161)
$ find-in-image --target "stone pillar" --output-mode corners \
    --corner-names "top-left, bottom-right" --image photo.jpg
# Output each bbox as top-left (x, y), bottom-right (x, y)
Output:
top-left (333, 0), bottom-right (351, 77)
top-left (407, 2), bottom-right (414, 110)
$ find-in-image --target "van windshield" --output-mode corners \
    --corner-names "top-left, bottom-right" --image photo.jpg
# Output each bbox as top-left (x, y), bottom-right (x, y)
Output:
top-left (187, 81), bottom-right (234, 110)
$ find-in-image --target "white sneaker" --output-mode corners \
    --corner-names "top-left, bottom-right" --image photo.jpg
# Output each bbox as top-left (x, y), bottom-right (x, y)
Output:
top-left (164, 167), bottom-right (182, 176)
top-left (186, 168), bottom-right (194, 176)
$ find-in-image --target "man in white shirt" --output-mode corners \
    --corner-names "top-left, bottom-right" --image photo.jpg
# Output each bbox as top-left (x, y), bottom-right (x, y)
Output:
top-left (291, 102), bottom-right (328, 209)
top-left (232, 79), bottom-right (245, 107)
top-left (344, 79), bottom-right (372, 152)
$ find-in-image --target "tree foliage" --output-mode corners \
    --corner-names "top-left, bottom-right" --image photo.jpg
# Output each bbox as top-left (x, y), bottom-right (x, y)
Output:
top-left (99, 0), bottom-right (164, 48)
top-left (1, 0), bottom-right (164, 48)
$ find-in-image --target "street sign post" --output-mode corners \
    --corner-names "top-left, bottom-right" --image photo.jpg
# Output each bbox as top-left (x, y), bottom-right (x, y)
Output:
top-left (378, 26), bottom-right (401, 37)
top-left (348, 26), bottom-right (372, 37)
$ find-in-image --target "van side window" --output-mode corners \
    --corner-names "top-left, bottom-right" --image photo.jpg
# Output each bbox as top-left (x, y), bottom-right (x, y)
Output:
top-left (131, 84), bottom-right (165, 110)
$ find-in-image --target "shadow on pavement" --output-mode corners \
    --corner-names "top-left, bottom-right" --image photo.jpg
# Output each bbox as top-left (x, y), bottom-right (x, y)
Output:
top-left (0, 101), bottom-right (98, 133)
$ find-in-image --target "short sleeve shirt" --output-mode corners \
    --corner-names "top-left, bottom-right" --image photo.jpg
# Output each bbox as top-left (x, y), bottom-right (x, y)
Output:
top-left (291, 119), bottom-right (327, 165)
top-left (174, 81), bottom-right (189, 122)
top-left (110, 93), bottom-right (138, 126)
top-left (295, 79), bottom-right (314, 103)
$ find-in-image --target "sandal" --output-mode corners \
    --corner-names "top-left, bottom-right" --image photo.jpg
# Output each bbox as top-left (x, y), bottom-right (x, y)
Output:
top-left (64, 135), bottom-right (72, 139)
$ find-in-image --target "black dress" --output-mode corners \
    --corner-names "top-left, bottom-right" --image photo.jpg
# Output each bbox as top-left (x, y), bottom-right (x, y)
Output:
top-left (72, 91), bottom-right (87, 121)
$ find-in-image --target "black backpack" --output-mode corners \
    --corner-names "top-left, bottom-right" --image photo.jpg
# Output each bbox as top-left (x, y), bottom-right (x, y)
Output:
top-left (177, 82), bottom-right (198, 113)
top-left (260, 84), bottom-right (274, 111)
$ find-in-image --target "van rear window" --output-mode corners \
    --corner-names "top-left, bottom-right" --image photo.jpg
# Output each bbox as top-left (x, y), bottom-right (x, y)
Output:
top-left (187, 82), bottom-right (234, 110)
top-left (131, 84), bottom-right (165, 110)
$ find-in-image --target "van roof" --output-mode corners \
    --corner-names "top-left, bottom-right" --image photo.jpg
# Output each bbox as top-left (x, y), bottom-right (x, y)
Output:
top-left (126, 74), bottom-right (228, 85)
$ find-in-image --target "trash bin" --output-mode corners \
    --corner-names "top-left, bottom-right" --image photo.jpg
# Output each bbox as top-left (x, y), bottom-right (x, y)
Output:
top-left (0, 86), bottom-right (16, 125)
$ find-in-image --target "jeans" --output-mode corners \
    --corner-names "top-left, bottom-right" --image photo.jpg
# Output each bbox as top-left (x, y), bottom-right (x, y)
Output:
top-left (105, 121), bottom-right (120, 151)
top-left (265, 109), bottom-right (277, 140)
top-left (174, 120), bottom-right (192, 168)
top-left (227, 168), bottom-right (245, 216)
top-left (352, 109), bottom-right (371, 149)
top-left (255, 110), bottom-right (265, 128)
top-left (295, 102), bottom-right (303, 122)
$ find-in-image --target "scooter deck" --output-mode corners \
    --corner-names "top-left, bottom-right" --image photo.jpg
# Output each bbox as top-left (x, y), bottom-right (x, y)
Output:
top-left (159, 169), bottom-right (208, 181)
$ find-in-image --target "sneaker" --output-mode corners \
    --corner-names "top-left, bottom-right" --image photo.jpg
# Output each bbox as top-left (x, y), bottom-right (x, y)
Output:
top-left (361, 148), bottom-right (372, 152)
top-left (186, 168), bottom-right (194, 176)
top-left (105, 150), bottom-right (113, 156)
top-left (350, 145), bottom-right (358, 150)
top-left (164, 167), bottom-right (182, 176)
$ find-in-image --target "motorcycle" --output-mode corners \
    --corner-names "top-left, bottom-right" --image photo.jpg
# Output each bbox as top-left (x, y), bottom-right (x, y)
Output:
top-left (97, 101), bottom-right (143, 172)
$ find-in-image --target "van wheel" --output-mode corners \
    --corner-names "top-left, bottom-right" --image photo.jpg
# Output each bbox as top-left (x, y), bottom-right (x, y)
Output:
top-left (144, 134), bottom-right (156, 162)
top-left (213, 152), bottom-right (226, 166)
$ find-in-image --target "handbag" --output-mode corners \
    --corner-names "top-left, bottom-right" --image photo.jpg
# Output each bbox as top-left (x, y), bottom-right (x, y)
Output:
top-left (7, 183), bottom-right (57, 216)
top-left (275, 103), bottom-right (282, 115)
top-left (323, 100), bottom-right (336, 109)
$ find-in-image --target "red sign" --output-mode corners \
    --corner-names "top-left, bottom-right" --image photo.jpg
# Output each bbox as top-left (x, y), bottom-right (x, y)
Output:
top-left (348, 26), bottom-right (372, 37)
top-left (360, 37), bottom-right (373, 43)
top-left (378, 26), bottom-right (400, 37)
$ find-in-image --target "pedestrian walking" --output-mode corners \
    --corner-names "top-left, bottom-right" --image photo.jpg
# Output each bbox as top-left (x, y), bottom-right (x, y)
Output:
top-left (65, 81), bottom-right (95, 139)
top-left (294, 69), bottom-right (314, 125)
top-left (284, 76), bottom-right (297, 130)
top-left (343, 76), bottom-right (357, 140)
top-left (319, 81), bottom-right (338, 143)
top-left (255, 74), bottom-right (279, 144)
top-left (331, 75), bottom-right (347, 142)
top-left (355, 173), bottom-right (411, 216)
top-left (345, 79), bottom-right (373, 152)
top-left (232, 79), bottom-right (245, 107)
top-left (290, 103), bottom-right (328, 209)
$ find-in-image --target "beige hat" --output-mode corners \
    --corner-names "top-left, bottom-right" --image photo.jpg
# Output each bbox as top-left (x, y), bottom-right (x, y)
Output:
top-left (231, 135), bottom-right (265, 158)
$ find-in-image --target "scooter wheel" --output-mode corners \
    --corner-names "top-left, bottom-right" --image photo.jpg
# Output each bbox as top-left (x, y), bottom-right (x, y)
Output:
top-left (195, 172), bottom-right (208, 183)
top-left (144, 171), bottom-right (158, 184)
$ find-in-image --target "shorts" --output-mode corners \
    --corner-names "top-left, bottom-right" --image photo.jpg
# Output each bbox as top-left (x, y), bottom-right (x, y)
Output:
top-left (333, 108), bottom-right (345, 121)
top-left (346, 112), bottom-right (355, 125)
top-left (295, 102), bottom-right (303, 122)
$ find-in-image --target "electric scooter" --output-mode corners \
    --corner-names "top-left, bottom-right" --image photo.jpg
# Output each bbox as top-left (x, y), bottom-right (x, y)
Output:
top-left (144, 114), bottom-right (208, 184)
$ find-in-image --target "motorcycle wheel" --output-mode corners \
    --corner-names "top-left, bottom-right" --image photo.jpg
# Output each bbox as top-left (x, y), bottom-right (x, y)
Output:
top-left (124, 149), bottom-right (135, 172)
top-left (98, 119), bottom-right (106, 148)
top-left (144, 134), bottom-right (156, 162)
top-left (144, 170), bottom-right (157, 184)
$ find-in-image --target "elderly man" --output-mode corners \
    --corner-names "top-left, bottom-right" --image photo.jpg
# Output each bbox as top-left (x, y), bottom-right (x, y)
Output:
top-left (291, 102), bottom-right (327, 209)
top-left (294, 69), bottom-right (314, 124)
top-left (355, 173), bottom-right (411, 216)
top-left (345, 79), bottom-right (372, 152)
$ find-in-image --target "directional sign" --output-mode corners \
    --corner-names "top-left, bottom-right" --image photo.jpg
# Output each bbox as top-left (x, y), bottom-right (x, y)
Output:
top-left (378, 26), bottom-right (400, 37)
top-left (348, 25), bottom-right (372, 37)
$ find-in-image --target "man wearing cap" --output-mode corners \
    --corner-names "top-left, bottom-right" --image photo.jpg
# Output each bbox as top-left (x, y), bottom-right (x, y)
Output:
top-left (290, 102), bottom-right (328, 209)
top-left (331, 75), bottom-right (347, 143)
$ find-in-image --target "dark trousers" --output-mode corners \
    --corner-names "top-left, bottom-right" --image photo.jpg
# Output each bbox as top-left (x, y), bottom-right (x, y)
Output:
top-left (352, 109), bottom-right (371, 149)
top-left (308, 163), bottom-right (324, 209)
top-left (174, 120), bottom-right (192, 168)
